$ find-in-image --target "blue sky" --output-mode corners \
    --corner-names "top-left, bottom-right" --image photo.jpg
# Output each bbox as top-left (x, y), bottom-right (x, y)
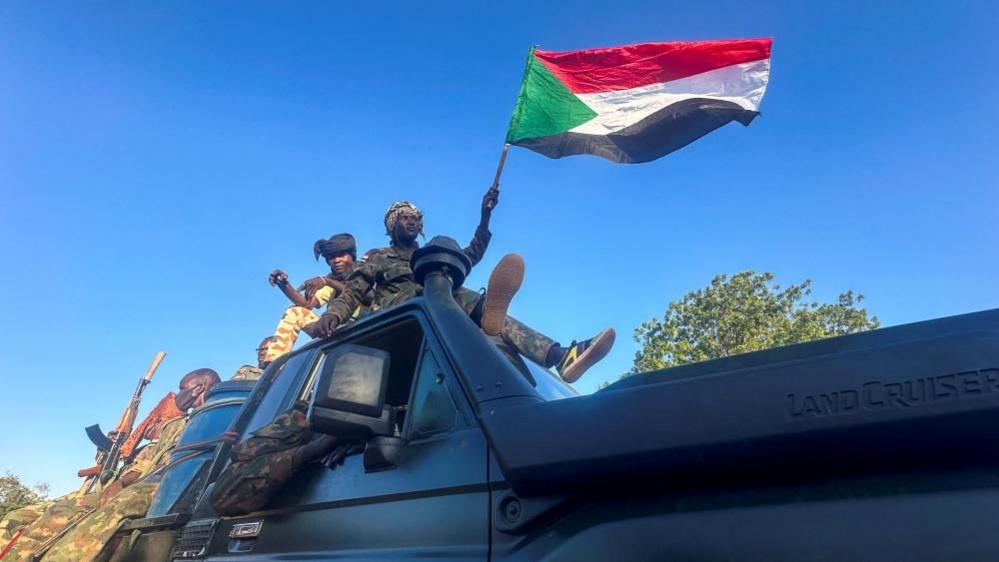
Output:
top-left (2, 1), bottom-right (997, 496)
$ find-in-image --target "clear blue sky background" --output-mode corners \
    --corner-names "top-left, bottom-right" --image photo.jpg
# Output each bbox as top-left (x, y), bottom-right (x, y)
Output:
top-left (2, 1), bottom-right (997, 496)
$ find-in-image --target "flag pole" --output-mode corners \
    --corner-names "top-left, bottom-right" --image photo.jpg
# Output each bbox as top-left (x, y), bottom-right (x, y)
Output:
top-left (490, 44), bottom-right (531, 193)
top-left (490, 143), bottom-right (511, 193)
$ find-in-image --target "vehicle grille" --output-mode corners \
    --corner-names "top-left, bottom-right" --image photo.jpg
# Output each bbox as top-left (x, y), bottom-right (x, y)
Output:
top-left (170, 519), bottom-right (216, 560)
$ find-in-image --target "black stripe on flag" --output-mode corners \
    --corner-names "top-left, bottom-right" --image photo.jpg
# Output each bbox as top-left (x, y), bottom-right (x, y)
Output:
top-left (513, 99), bottom-right (758, 164)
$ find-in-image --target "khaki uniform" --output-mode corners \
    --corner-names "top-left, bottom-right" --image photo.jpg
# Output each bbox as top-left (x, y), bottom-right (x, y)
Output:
top-left (231, 365), bottom-right (263, 381)
top-left (35, 416), bottom-right (189, 561)
top-left (264, 260), bottom-right (362, 364)
top-left (2, 493), bottom-right (97, 561)
top-left (264, 287), bottom-right (334, 362)
top-left (2, 404), bottom-right (187, 561)
top-left (125, 416), bottom-right (187, 480)
top-left (1, 502), bottom-right (48, 542)
top-left (39, 482), bottom-right (158, 562)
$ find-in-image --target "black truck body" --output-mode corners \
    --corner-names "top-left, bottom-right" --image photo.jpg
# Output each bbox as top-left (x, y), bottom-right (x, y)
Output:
top-left (105, 380), bottom-right (256, 562)
top-left (110, 241), bottom-right (999, 561)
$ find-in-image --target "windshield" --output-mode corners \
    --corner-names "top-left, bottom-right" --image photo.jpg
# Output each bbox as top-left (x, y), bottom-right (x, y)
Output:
top-left (243, 349), bottom-right (317, 436)
top-left (178, 398), bottom-right (246, 447)
top-left (491, 337), bottom-right (578, 400)
top-left (525, 360), bottom-right (578, 401)
top-left (145, 452), bottom-right (212, 518)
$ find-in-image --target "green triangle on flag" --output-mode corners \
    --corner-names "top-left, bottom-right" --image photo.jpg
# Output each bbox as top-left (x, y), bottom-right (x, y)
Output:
top-left (505, 47), bottom-right (598, 144)
top-left (502, 39), bottom-right (772, 163)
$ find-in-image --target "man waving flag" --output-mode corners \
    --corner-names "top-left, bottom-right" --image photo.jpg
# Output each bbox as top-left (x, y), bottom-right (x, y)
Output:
top-left (505, 38), bottom-right (772, 164)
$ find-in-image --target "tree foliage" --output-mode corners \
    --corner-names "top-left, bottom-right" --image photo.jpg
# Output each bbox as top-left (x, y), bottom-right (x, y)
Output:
top-left (632, 271), bottom-right (880, 373)
top-left (0, 472), bottom-right (50, 519)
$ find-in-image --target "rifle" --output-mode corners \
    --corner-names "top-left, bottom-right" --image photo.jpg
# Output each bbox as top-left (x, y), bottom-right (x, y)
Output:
top-left (77, 351), bottom-right (166, 495)
top-left (27, 507), bottom-right (95, 562)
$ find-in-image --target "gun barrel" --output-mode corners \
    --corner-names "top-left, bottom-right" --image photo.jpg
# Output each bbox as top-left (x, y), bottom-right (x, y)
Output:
top-left (79, 351), bottom-right (167, 486)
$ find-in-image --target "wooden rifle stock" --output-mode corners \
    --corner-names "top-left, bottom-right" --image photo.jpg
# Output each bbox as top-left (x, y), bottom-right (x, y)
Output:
top-left (77, 465), bottom-right (101, 478)
top-left (78, 351), bottom-right (166, 495)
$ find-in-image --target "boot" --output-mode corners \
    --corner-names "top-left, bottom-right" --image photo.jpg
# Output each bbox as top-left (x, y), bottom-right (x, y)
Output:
top-left (481, 254), bottom-right (525, 336)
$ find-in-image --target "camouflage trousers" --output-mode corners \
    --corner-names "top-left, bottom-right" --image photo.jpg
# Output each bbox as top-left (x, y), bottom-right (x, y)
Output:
top-left (265, 306), bottom-right (320, 362)
top-left (453, 288), bottom-right (555, 367)
top-left (42, 481), bottom-right (158, 562)
top-left (0, 502), bottom-right (48, 542)
top-left (3, 493), bottom-right (97, 561)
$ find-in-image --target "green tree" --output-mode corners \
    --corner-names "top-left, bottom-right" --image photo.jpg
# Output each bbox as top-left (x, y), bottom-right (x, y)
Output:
top-left (632, 271), bottom-right (880, 373)
top-left (0, 472), bottom-right (49, 519)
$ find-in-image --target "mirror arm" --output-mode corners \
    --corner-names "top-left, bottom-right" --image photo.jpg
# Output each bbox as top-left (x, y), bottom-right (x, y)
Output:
top-left (363, 436), bottom-right (407, 472)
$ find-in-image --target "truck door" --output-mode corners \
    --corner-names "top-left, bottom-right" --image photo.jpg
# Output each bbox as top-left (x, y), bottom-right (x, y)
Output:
top-left (216, 314), bottom-right (490, 561)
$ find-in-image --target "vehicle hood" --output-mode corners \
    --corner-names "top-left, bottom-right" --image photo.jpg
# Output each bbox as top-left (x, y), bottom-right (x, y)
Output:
top-left (482, 308), bottom-right (999, 496)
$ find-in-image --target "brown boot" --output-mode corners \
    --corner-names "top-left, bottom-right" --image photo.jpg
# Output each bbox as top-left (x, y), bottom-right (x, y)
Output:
top-left (481, 254), bottom-right (525, 336)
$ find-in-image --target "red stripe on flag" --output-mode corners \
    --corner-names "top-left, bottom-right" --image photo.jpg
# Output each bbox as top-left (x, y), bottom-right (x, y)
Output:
top-left (535, 38), bottom-right (772, 94)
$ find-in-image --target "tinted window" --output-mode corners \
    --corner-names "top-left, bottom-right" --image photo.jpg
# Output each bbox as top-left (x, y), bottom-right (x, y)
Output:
top-left (178, 399), bottom-right (245, 446)
top-left (205, 381), bottom-right (257, 401)
top-left (407, 346), bottom-right (457, 440)
top-left (146, 449), bottom-right (215, 517)
top-left (145, 452), bottom-right (211, 517)
top-left (244, 350), bottom-right (317, 435)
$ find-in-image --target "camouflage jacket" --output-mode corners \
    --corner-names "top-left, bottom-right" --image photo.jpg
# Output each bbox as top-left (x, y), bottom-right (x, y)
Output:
top-left (211, 401), bottom-right (314, 516)
top-left (129, 415), bottom-right (188, 479)
top-left (0, 501), bottom-right (48, 540)
top-left (42, 481), bottom-right (160, 562)
top-left (231, 365), bottom-right (263, 381)
top-left (325, 225), bottom-right (490, 324)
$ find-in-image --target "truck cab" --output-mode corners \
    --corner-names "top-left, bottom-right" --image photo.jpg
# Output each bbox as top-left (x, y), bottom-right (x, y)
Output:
top-left (105, 380), bottom-right (256, 561)
top-left (150, 239), bottom-right (999, 561)
top-left (175, 302), bottom-right (574, 559)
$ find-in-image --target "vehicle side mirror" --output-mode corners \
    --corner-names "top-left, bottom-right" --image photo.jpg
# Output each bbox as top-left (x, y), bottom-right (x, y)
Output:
top-left (307, 344), bottom-right (395, 440)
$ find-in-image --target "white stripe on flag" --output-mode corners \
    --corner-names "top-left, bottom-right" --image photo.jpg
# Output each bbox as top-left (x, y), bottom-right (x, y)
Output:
top-left (570, 59), bottom-right (771, 135)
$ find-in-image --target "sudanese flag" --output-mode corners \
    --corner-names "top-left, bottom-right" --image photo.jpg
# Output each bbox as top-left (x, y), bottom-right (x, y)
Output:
top-left (505, 38), bottom-right (772, 163)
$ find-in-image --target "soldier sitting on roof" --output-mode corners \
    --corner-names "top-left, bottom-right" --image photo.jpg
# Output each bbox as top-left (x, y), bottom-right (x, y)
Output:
top-left (208, 234), bottom-right (542, 517)
top-left (231, 336), bottom-right (278, 381)
top-left (262, 233), bottom-right (359, 364)
top-left (311, 199), bottom-right (615, 383)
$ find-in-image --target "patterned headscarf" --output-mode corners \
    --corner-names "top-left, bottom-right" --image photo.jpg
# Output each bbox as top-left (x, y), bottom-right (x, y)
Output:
top-left (384, 201), bottom-right (424, 237)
